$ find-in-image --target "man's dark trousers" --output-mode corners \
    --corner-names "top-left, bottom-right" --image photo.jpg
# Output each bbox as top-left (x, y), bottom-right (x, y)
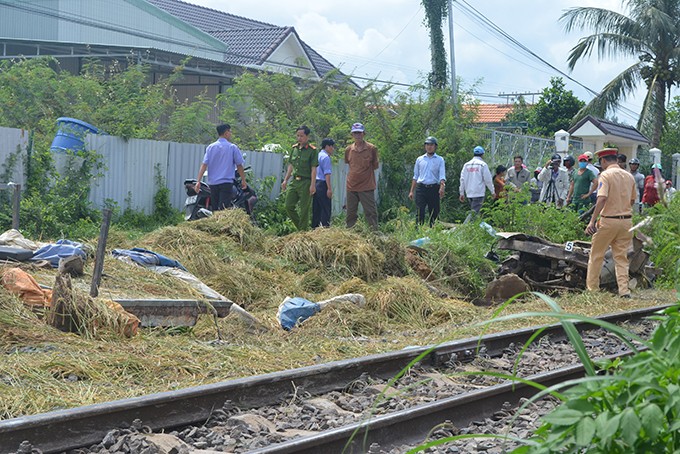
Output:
top-left (312, 180), bottom-right (331, 228)
top-left (416, 184), bottom-right (440, 226)
top-left (210, 182), bottom-right (233, 211)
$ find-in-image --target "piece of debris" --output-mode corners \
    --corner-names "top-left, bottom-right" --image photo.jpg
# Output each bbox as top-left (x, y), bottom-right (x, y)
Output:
top-left (277, 294), bottom-right (366, 330)
top-left (405, 248), bottom-right (433, 281)
top-left (1, 267), bottom-right (53, 306)
top-left (112, 249), bottom-right (265, 331)
top-left (58, 255), bottom-right (85, 277)
top-left (495, 232), bottom-right (657, 292)
top-left (484, 273), bottom-right (530, 304)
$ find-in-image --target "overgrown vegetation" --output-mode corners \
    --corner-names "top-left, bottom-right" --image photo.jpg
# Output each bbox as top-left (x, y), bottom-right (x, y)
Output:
top-left (511, 304), bottom-right (680, 452)
top-left (0, 207), bottom-right (671, 420)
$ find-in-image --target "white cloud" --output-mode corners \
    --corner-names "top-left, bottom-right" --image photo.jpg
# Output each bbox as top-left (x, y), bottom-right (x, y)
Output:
top-left (190, 0), bottom-right (645, 121)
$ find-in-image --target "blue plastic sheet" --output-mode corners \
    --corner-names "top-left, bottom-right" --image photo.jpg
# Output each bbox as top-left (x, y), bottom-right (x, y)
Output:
top-left (30, 239), bottom-right (86, 268)
top-left (278, 297), bottom-right (320, 331)
top-left (111, 248), bottom-right (187, 271)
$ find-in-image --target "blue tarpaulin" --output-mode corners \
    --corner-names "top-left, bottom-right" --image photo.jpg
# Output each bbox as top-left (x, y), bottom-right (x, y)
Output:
top-left (111, 248), bottom-right (187, 271)
top-left (30, 239), bottom-right (86, 268)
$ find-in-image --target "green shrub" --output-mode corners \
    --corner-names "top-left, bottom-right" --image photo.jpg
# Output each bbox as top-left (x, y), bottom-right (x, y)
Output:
top-left (643, 196), bottom-right (680, 287)
top-left (484, 190), bottom-right (588, 243)
top-left (509, 303), bottom-right (680, 453)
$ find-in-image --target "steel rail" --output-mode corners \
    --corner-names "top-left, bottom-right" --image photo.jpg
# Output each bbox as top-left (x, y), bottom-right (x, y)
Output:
top-left (248, 353), bottom-right (628, 454)
top-left (0, 304), bottom-right (668, 453)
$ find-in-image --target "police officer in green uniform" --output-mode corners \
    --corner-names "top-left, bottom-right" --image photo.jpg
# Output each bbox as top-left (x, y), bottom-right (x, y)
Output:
top-left (281, 125), bottom-right (317, 230)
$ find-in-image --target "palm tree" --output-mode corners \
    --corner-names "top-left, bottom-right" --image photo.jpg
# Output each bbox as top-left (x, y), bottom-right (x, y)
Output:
top-left (560, 0), bottom-right (680, 146)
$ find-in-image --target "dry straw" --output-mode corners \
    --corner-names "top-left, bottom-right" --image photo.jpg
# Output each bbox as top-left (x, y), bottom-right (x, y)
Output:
top-left (274, 228), bottom-right (385, 281)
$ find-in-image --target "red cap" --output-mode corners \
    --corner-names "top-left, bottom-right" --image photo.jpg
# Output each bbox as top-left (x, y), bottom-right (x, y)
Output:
top-left (595, 148), bottom-right (618, 158)
top-left (578, 153), bottom-right (589, 161)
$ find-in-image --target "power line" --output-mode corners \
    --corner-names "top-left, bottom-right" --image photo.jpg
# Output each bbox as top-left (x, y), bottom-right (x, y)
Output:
top-left (355, 5), bottom-right (423, 70)
top-left (453, 0), bottom-right (642, 123)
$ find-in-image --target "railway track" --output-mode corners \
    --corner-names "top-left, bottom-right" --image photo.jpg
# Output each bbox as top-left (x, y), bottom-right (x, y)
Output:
top-left (0, 304), bottom-right (668, 453)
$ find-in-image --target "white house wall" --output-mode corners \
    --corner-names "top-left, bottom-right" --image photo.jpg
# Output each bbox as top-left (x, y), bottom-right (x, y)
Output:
top-left (0, 0), bottom-right (226, 63)
top-left (265, 34), bottom-right (318, 79)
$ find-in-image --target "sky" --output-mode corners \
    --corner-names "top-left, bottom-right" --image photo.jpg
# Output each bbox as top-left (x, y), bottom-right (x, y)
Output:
top-left (189, 0), bottom-right (644, 125)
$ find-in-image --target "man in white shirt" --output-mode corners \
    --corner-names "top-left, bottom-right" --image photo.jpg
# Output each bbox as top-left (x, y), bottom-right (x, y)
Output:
top-left (459, 145), bottom-right (495, 215)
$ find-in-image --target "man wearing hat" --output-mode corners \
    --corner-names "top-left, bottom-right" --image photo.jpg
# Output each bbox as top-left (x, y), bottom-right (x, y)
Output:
top-left (345, 122), bottom-right (379, 229)
top-left (281, 125), bottom-right (317, 230)
top-left (537, 154), bottom-right (569, 207)
top-left (583, 151), bottom-right (600, 204)
top-left (312, 138), bottom-right (335, 228)
top-left (566, 153), bottom-right (598, 213)
top-left (409, 136), bottom-right (446, 226)
top-left (585, 148), bottom-right (636, 298)
top-left (458, 145), bottom-right (494, 215)
top-left (628, 158), bottom-right (645, 212)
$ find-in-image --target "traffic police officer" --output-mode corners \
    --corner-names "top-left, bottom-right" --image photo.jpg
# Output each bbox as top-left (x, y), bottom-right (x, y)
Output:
top-left (585, 148), bottom-right (637, 297)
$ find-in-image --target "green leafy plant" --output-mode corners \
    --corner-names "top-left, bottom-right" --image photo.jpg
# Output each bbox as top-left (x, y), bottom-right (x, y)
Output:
top-left (484, 191), bottom-right (588, 243)
top-left (643, 196), bottom-right (680, 287)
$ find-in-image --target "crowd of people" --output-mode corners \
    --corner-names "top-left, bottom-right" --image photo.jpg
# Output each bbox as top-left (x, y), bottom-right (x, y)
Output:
top-left (196, 124), bottom-right (676, 232)
top-left (196, 122), bottom-right (380, 231)
top-left (460, 147), bottom-right (675, 217)
top-left (196, 125), bottom-right (676, 299)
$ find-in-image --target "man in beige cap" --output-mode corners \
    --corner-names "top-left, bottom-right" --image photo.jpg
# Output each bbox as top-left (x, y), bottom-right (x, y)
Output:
top-left (584, 148), bottom-right (636, 297)
top-left (345, 122), bottom-right (379, 229)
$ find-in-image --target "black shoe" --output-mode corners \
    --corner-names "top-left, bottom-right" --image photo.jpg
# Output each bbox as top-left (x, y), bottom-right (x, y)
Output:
top-left (620, 294), bottom-right (632, 299)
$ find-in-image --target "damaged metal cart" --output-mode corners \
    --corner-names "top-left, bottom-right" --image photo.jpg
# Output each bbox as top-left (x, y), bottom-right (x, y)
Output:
top-left (494, 232), bottom-right (659, 292)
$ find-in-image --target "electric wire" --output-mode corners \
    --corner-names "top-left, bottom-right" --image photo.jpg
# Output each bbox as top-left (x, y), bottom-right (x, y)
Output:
top-left (454, 0), bottom-right (642, 123)
top-left (355, 5), bottom-right (423, 70)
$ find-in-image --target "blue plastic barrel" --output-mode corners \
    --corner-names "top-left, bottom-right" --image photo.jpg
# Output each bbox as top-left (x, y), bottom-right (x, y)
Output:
top-left (50, 117), bottom-right (99, 153)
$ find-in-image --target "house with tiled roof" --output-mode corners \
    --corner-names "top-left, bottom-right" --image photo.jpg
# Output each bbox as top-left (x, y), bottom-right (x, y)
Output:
top-left (0, 0), bottom-right (350, 108)
top-left (463, 103), bottom-right (527, 131)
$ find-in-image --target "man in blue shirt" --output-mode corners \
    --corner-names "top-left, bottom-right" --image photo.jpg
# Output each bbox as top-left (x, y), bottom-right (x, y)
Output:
top-left (195, 124), bottom-right (247, 211)
top-left (312, 138), bottom-right (335, 228)
top-left (409, 136), bottom-right (446, 226)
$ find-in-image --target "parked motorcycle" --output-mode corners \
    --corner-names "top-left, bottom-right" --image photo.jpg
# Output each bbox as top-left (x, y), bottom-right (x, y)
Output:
top-left (183, 179), bottom-right (212, 221)
top-left (231, 168), bottom-right (258, 220)
top-left (183, 165), bottom-right (257, 221)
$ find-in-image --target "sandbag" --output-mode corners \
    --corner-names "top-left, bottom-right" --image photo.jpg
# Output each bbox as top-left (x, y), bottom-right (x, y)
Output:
top-left (0, 229), bottom-right (41, 250)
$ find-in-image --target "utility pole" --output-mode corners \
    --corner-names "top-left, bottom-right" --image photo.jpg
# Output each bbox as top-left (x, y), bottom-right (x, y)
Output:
top-left (448, 0), bottom-right (457, 112)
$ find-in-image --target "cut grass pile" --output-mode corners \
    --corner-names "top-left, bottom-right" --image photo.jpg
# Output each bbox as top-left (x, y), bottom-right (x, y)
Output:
top-left (0, 208), bottom-right (675, 420)
top-left (0, 287), bottom-right (670, 420)
top-left (274, 228), bottom-right (386, 281)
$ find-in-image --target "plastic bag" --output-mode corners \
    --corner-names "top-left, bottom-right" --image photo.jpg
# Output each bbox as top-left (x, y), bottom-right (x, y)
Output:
top-left (277, 297), bottom-right (320, 331)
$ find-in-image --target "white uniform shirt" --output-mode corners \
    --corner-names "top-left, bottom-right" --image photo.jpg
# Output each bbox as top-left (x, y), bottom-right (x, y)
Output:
top-left (459, 156), bottom-right (494, 198)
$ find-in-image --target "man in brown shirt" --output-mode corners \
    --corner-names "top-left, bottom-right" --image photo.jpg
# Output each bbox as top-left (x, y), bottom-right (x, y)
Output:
top-left (345, 122), bottom-right (379, 229)
top-left (585, 148), bottom-right (637, 297)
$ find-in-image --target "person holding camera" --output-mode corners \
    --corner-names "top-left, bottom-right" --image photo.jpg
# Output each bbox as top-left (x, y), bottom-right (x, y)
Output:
top-left (538, 154), bottom-right (569, 207)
